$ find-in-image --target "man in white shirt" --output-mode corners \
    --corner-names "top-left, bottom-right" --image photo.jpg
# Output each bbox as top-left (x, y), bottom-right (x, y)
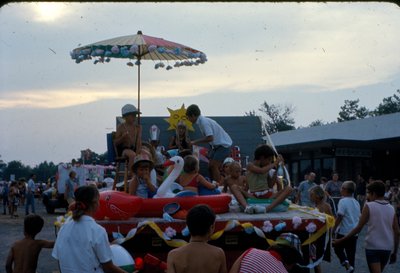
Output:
top-left (186, 104), bottom-right (232, 184)
top-left (25, 174), bottom-right (36, 215)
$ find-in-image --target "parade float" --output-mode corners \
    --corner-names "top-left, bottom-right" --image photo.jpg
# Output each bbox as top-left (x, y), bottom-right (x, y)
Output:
top-left (55, 103), bottom-right (334, 272)
top-left (88, 106), bottom-right (334, 273)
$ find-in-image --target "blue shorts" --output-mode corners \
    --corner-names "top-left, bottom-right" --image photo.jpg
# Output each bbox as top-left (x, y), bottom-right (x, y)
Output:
top-left (208, 145), bottom-right (231, 162)
top-left (365, 249), bottom-right (391, 265)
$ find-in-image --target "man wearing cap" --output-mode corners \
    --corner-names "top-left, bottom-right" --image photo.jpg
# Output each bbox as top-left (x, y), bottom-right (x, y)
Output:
top-left (229, 233), bottom-right (303, 273)
top-left (186, 104), bottom-right (232, 183)
top-left (115, 104), bottom-right (142, 173)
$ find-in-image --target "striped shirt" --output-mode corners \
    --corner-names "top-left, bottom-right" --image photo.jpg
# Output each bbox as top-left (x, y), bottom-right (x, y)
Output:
top-left (240, 248), bottom-right (288, 273)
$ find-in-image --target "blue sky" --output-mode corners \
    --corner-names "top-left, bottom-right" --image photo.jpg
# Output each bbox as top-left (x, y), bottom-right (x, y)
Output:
top-left (0, 2), bottom-right (399, 166)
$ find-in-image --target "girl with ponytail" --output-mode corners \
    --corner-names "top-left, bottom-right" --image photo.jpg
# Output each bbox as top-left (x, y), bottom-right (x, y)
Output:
top-left (52, 185), bottom-right (127, 273)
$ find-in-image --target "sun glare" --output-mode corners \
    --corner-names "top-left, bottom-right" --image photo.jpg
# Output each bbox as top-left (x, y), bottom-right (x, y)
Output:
top-left (34, 2), bottom-right (65, 22)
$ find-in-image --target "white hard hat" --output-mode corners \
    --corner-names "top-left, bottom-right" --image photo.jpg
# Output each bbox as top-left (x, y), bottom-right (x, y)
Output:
top-left (121, 104), bottom-right (141, 116)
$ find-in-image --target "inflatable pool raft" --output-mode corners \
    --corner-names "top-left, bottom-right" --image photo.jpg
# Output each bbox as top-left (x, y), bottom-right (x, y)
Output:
top-left (94, 190), bottom-right (232, 220)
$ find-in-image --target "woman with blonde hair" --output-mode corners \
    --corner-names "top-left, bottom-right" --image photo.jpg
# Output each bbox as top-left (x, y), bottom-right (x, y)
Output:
top-left (168, 120), bottom-right (192, 152)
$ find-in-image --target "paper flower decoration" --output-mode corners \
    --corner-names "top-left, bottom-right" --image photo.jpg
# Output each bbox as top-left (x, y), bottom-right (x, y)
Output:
top-left (129, 44), bottom-right (139, 54)
top-left (111, 45), bottom-right (119, 54)
top-left (95, 49), bottom-right (104, 55)
top-left (244, 226), bottom-right (254, 234)
top-left (181, 226), bottom-right (190, 237)
top-left (274, 222), bottom-right (286, 232)
top-left (157, 47), bottom-right (166, 54)
top-left (148, 45), bottom-right (157, 52)
top-left (292, 216), bottom-right (302, 229)
top-left (306, 222), bottom-right (317, 233)
top-left (162, 212), bottom-right (174, 222)
top-left (54, 211), bottom-right (72, 228)
top-left (164, 226), bottom-right (177, 238)
top-left (174, 47), bottom-right (182, 55)
top-left (262, 220), bottom-right (274, 233)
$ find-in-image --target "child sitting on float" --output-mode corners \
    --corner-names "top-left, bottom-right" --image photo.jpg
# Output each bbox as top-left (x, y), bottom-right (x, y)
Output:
top-left (220, 157), bottom-right (234, 190)
top-left (128, 153), bottom-right (158, 198)
top-left (168, 120), bottom-right (192, 154)
top-left (223, 161), bottom-right (247, 194)
top-left (141, 142), bottom-right (164, 185)
top-left (177, 155), bottom-right (219, 195)
top-left (229, 144), bottom-right (292, 214)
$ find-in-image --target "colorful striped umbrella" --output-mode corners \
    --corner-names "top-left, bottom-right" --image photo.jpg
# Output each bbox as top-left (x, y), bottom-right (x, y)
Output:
top-left (70, 31), bottom-right (207, 120)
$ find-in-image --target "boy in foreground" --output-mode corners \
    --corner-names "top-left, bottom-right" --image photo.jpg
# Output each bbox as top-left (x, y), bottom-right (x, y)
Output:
top-left (167, 204), bottom-right (227, 273)
top-left (6, 214), bottom-right (54, 273)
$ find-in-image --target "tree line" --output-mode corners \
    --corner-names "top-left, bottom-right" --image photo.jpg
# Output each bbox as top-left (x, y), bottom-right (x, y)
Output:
top-left (0, 150), bottom-right (108, 182)
top-left (1, 89), bottom-right (399, 181)
top-left (247, 89), bottom-right (400, 134)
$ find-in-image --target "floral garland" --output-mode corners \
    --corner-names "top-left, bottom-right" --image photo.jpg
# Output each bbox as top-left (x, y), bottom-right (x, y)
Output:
top-left (54, 208), bottom-right (334, 269)
top-left (70, 44), bottom-right (207, 71)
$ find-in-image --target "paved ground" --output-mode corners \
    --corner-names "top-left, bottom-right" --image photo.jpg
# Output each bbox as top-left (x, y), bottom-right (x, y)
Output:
top-left (1, 200), bottom-right (399, 273)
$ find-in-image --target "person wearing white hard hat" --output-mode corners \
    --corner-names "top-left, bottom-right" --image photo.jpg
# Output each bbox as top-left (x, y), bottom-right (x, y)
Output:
top-left (114, 104), bottom-right (142, 174)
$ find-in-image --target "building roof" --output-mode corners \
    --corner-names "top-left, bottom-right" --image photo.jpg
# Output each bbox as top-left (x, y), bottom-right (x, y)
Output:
top-left (269, 112), bottom-right (400, 148)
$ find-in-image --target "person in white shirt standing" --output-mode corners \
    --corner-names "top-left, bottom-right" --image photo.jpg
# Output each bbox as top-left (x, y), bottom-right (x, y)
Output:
top-left (186, 104), bottom-right (232, 184)
top-left (25, 174), bottom-right (36, 215)
top-left (52, 185), bottom-right (127, 273)
top-left (333, 181), bottom-right (360, 273)
top-left (334, 180), bottom-right (399, 273)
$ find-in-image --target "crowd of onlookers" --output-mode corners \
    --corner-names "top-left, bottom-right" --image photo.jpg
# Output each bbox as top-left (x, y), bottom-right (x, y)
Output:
top-left (291, 171), bottom-right (399, 273)
top-left (1, 175), bottom-right (48, 218)
top-left (293, 172), bottom-right (400, 220)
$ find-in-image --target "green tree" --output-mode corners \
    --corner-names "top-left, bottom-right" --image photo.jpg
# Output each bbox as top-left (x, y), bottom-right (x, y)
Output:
top-left (244, 110), bottom-right (256, 116)
top-left (372, 89), bottom-right (400, 116)
top-left (258, 101), bottom-right (295, 134)
top-left (308, 119), bottom-right (327, 127)
top-left (32, 161), bottom-right (57, 182)
top-left (76, 149), bottom-right (109, 165)
top-left (337, 99), bottom-right (370, 122)
top-left (2, 160), bottom-right (32, 181)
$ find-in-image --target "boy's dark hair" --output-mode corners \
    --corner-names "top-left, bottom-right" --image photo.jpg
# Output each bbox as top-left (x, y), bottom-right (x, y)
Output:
top-left (186, 204), bottom-right (216, 236)
top-left (73, 185), bottom-right (99, 221)
top-left (183, 155), bottom-right (198, 173)
top-left (268, 244), bottom-right (302, 266)
top-left (254, 144), bottom-right (275, 160)
top-left (320, 177), bottom-right (327, 183)
top-left (367, 180), bottom-right (385, 197)
top-left (24, 214), bottom-right (44, 238)
top-left (186, 104), bottom-right (201, 117)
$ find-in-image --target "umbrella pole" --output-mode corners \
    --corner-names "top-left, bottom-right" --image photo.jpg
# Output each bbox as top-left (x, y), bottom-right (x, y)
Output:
top-left (137, 61), bottom-right (141, 124)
